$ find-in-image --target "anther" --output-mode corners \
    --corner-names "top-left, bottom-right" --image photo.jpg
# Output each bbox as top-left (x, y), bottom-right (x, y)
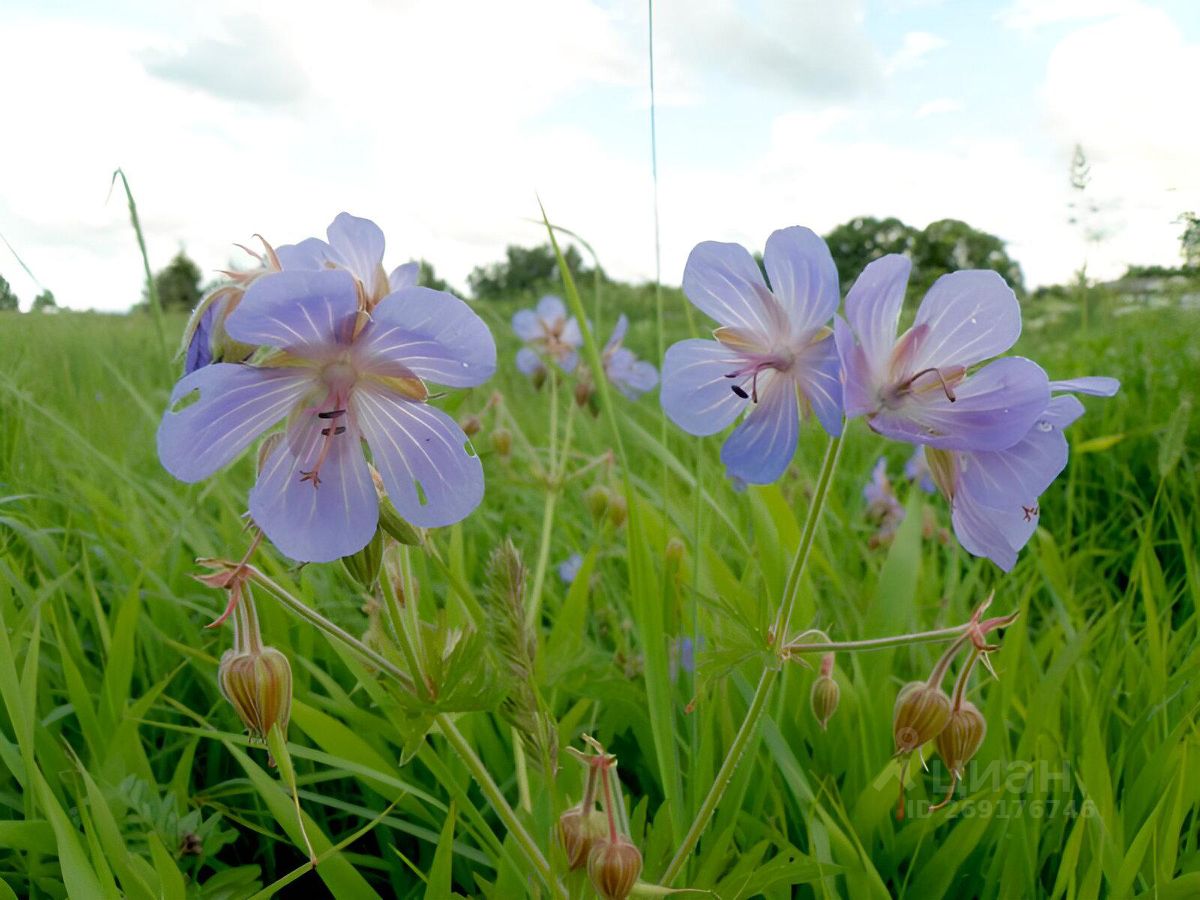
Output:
top-left (320, 426), bottom-right (348, 436)
top-left (731, 385), bottom-right (749, 399)
top-left (317, 408), bottom-right (347, 419)
top-left (909, 368), bottom-right (957, 402)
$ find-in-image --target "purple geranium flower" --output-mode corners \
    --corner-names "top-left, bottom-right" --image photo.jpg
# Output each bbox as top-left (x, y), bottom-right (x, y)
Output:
top-left (557, 552), bottom-right (584, 584)
top-left (924, 376), bottom-right (1119, 570)
top-left (158, 244), bottom-right (496, 563)
top-left (863, 457), bottom-right (905, 547)
top-left (661, 227), bottom-right (844, 485)
top-left (904, 446), bottom-right (936, 494)
top-left (602, 314), bottom-right (658, 399)
top-left (835, 255), bottom-right (1049, 451)
top-left (512, 294), bottom-right (583, 377)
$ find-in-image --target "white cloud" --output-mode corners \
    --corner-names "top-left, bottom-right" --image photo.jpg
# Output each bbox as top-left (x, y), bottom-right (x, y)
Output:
top-left (884, 31), bottom-right (947, 76)
top-left (997, 0), bottom-right (1140, 31)
top-left (915, 97), bottom-right (963, 118)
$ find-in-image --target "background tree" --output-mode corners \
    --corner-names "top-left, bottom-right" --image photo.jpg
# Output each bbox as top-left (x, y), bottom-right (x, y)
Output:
top-left (0, 274), bottom-right (19, 311)
top-left (415, 258), bottom-right (461, 296)
top-left (145, 251), bottom-right (203, 312)
top-left (31, 289), bottom-right (57, 312)
top-left (823, 216), bottom-right (917, 291)
top-left (467, 243), bottom-right (588, 301)
top-left (1177, 212), bottom-right (1200, 268)
top-left (910, 218), bottom-right (1025, 296)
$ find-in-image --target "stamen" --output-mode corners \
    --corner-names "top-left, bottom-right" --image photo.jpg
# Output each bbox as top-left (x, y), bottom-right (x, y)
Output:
top-left (731, 384), bottom-right (749, 399)
top-left (320, 426), bottom-right (348, 436)
top-left (909, 367), bottom-right (957, 402)
top-left (300, 403), bottom-right (348, 489)
top-left (317, 408), bottom-right (347, 419)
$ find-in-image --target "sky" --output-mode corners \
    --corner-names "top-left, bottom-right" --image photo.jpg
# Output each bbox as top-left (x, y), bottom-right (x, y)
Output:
top-left (1, 0), bottom-right (1197, 311)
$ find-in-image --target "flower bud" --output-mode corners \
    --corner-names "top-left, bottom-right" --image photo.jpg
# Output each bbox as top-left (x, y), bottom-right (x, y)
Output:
top-left (575, 380), bottom-right (593, 408)
top-left (342, 527), bottom-right (384, 588)
top-left (587, 836), bottom-right (642, 900)
top-left (492, 427), bottom-right (512, 458)
top-left (218, 645), bottom-right (293, 750)
top-left (460, 415), bottom-right (481, 437)
top-left (378, 497), bottom-right (423, 546)
top-left (664, 536), bottom-right (686, 567)
top-left (608, 494), bottom-right (628, 529)
top-left (585, 485), bottom-right (611, 521)
top-left (810, 675), bottom-right (840, 731)
top-left (935, 700), bottom-right (986, 779)
top-left (532, 367), bottom-right (547, 390)
top-left (557, 807), bottom-right (608, 870)
top-left (892, 681), bottom-right (951, 755)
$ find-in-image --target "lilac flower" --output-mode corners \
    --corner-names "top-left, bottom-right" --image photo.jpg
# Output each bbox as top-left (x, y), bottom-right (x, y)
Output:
top-left (558, 552), bottom-right (584, 584)
top-left (904, 446), bottom-right (936, 494)
top-left (159, 251), bottom-right (496, 563)
top-left (661, 227), bottom-right (844, 485)
top-left (602, 314), bottom-right (658, 399)
top-left (835, 255), bottom-right (1049, 451)
top-left (924, 377), bottom-right (1119, 570)
top-left (512, 295), bottom-right (583, 377)
top-left (669, 635), bottom-right (698, 681)
top-left (863, 457), bottom-right (905, 546)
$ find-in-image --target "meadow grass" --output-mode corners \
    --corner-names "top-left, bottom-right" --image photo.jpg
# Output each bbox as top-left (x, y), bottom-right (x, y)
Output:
top-left (0, 287), bottom-right (1198, 898)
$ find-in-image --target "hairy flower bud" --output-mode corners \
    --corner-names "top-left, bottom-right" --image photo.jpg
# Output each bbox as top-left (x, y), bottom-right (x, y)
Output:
top-left (460, 415), bottom-right (481, 437)
top-left (587, 836), bottom-right (642, 900)
top-left (492, 427), bottom-right (512, 458)
top-left (558, 807), bottom-right (608, 870)
top-left (342, 527), bottom-right (384, 589)
top-left (893, 681), bottom-right (951, 755)
top-left (608, 494), bottom-right (628, 528)
top-left (810, 676), bottom-right (840, 731)
top-left (936, 700), bottom-right (986, 779)
top-left (575, 380), bottom-right (594, 408)
top-left (218, 645), bottom-right (293, 751)
top-left (585, 485), bottom-right (611, 521)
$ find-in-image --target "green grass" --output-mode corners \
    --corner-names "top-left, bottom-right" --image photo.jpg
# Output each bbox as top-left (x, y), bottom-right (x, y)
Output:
top-left (0, 290), bottom-right (1198, 898)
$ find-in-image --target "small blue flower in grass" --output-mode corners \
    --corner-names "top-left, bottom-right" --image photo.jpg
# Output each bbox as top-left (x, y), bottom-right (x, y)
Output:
top-left (558, 552), bottom-right (584, 584)
top-left (602, 314), bottom-right (658, 399)
top-left (904, 446), bottom-right (936, 493)
top-left (864, 457), bottom-right (905, 547)
top-left (835, 254), bottom-right (1049, 451)
top-left (924, 376), bottom-right (1119, 570)
top-left (512, 294), bottom-right (583, 378)
top-left (158, 218), bottom-right (496, 564)
top-left (661, 227), bottom-right (843, 485)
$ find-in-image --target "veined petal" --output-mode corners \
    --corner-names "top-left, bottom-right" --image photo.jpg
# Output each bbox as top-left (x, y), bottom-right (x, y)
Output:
top-left (720, 372), bottom-right (799, 485)
top-left (607, 347), bottom-right (657, 399)
top-left (794, 334), bottom-right (844, 437)
top-left (1049, 376), bottom-right (1120, 397)
top-left (228, 269), bottom-right (358, 355)
top-left (360, 287), bottom-right (496, 387)
top-left (326, 212), bottom-right (387, 298)
top-left (762, 226), bottom-right (840, 336)
top-left (249, 414), bottom-right (378, 563)
top-left (389, 261), bottom-right (420, 292)
top-left (516, 347), bottom-right (545, 376)
top-left (869, 356), bottom-right (1049, 451)
top-left (910, 269), bottom-right (1021, 371)
top-left (512, 308), bottom-right (542, 341)
top-left (276, 237), bottom-right (332, 271)
top-left (958, 395), bottom-right (1084, 508)
top-left (536, 294), bottom-right (567, 323)
top-left (605, 314), bottom-right (629, 352)
top-left (660, 339), bottom-right (749, 436)
top-left (835, 316), bottom-right (876, 419)
top-left (353, 387), bottom-right (484, 527)
top-left (682, 240), bottom-right (785, 337)
top-left (158, 364), bottom-right (314, 483)
top-left (950, 495), bottom-right (1031, 572)
top-left (844, 254), bottom-right (911, 366)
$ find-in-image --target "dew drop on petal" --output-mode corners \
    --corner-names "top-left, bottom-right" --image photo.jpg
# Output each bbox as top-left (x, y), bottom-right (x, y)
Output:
top-left (1037, 421), bottom-right (1053, 432)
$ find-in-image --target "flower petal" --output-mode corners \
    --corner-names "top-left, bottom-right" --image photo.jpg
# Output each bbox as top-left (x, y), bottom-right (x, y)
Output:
top-left (950, 496), bottom-right (1030, 572)
top-left (516, 347), bottom-right (544, 376)
top-left (844, 254), bottom-right (911, 367)
top-left (605, 313), bottom-right (629, 352)
top-left (682, 240), bottom-right (785, 337)
top-left (958, 395), bottom-right (1083, 508)
top-left (275, 237), bottom-right (331, 271)
top-left (561, 317), bottom-right (583, 348)
top-left (607, 347), bottom-right (658, 399)
top-left (360, 287), bottom-right (496, 388)
top-left (910, 269), bottom-right (1021, 371)
top-left (326, 212), bottom-right (387, 298)
top-left (1049, 376), bottom-right (1120, 397)
top-left (794, 333), bottom-right (843, 437)
top-left (249, 415), bottom-right (378, 563)
top-left (228, 269), bottom-right (358, 354)
top-left (158, 364), bottom-right (314, 483)
top-left (720, 373), bottom-right (799, 485)
top-left (762, 226), bottom-right (840, 336)
top-left (389, 261), bottom-right (420, 292)
top-left (834, 315), bottom-right (876, 419)
top-left (353, 386), bottom-right (484, 527)
top-left (536, 295), bottom-right (567, 323)
top-left (869, 356), bottom-right (1050, 451)
top-left (660, 338), bottom-right (749, 436)
top-left (512, 308), bottom-right (542, 341)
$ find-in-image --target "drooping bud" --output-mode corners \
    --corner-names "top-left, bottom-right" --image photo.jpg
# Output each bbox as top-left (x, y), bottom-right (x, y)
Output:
top-left (587, 836), bottom-right (642, 900)
top-left (664, 536), bottom-right (686, 567)
top-left (218, 645), bottom-right (293, 751)
top-left (575, 379), bottom-right (593, 408)
top-left (892, 681), bottom-right (951, 755)
top-left (810, 653), bottom-right (839, 730)
top-left (531, 367), bottom-right (547, 391)
top-left (368, 465), bottom-right (423, 545)
top-left (608, 494), bottom-right (628, 528)
top-left (342, 526), bottom-right (384, 589)
top-left (492, 427), bottom-right (512, 458)
top-left (558, 807), bottom-right (608, 870)
top-left (585, 485), bottom-right (611, 521)
top-left (935, 700), bottom-right (986, 781)
top-left (460, 415), bottom-right (481, 437)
